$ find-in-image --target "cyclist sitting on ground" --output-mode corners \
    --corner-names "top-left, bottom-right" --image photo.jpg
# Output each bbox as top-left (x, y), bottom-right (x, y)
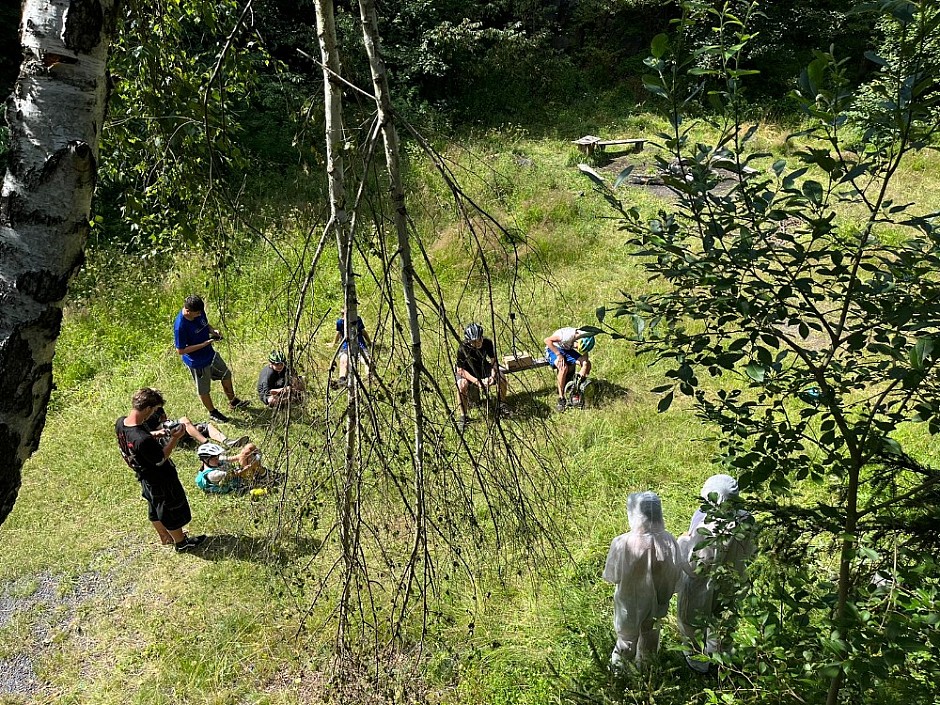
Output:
top-left (194, 442), bottom-right (266, 494)
top-left (143, 406), bottom-right (248, 449)
top-left (257, 350), bottom-right (305, 408)
top-left (544, 326), bottom-right (595, 411)
top-left (455, 322), bottom-right (509, 430)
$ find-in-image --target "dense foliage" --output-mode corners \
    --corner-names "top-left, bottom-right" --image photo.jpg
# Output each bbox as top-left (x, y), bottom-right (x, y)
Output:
top-left (584, 0), bottom-right (940, 701)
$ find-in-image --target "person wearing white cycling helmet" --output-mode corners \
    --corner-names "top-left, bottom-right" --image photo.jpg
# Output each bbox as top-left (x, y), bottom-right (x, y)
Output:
top-left (194, 441), bottom-right (264, 494)
top-left (544, 326), bottom-right (595, 411)
top-left (455, 322), bottom-right (509, 431)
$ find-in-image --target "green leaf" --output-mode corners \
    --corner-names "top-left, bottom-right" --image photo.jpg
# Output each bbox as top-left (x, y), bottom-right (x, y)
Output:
top-left (802, 180), bottom-right (824, 203)
top-left (632, 314), bottom-right (646, 339)
top-left (745, 363), bottom-right (766, 382)
top-left (614, 166), bottom-right (634, 189)
top-left (910, 337), bottom-right (934, 369)
top-left (657, 391), bottom-right (674, 413)
top-left (577, 164), bottom-right (607, 189)
top-left (650, 33), bottom-right (669, 59)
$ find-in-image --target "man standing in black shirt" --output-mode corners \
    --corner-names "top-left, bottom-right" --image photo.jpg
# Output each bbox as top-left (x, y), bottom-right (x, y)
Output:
top-left (455, 323), bottom-right (509, 430)
top-left (115, 387), bottom-right (206, 552)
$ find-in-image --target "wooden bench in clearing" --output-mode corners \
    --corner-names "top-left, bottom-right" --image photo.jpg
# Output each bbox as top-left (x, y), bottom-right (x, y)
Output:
top-left (573, 135), bottom-right (646, 156)
top-left (499, 352), bottom-right (550, 375)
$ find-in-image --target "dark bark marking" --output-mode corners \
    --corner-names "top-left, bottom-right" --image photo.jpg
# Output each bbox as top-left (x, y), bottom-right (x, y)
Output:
top-left (1, 191), bottom-right (65, 227)
top-left (0, 327), bottom-right (57, 418)
top-left (0, 329), bottom-right (37, 415)
top-left (63, 0), bottom-right (104, 54)
top-left (43, 53), bottom-right (79, 67)
top-left (0, 423), bottom-right (23, 526)
top-left (41, 141), bottom-right (95, 184)
top-left (17, 261), bottom-right (81, 303)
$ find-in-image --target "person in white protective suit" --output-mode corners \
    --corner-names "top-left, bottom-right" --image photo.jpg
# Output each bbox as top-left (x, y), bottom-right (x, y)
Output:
top-left (603, 491), bottom-right (681, 667)
top-left (676, 474), bottom-right (756, 673)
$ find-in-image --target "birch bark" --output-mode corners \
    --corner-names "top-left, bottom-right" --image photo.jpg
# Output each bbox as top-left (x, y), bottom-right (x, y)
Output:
top-left (0, 0), bottom-right (116, 525)
top-left (313, 0), bottom-right (362, 648)
top-left (356, 0), bottom-right (428, 625)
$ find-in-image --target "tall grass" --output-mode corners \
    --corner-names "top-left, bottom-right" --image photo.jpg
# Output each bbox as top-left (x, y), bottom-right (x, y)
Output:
top-left (4, 115), bottom-right (939, 705)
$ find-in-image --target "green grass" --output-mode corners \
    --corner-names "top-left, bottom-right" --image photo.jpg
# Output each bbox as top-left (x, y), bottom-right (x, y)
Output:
top-left (3, 113), bottom-right (940, 705)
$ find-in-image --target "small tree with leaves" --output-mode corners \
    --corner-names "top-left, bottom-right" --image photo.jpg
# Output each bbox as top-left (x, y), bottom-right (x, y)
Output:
top-left (583, 1), bottom-right (940, 701)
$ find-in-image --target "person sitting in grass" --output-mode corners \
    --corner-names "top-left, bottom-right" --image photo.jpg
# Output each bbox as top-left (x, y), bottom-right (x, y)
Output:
top-left (455, 322), bottom-right (509, 430)
top-left (115, 387), bottom-right (206, 552)
top-left (194, 442), bottom-right (265, 494)
top-left (332, 307), bottom-right (372, 386)
top-left (544, 326), bottom-right (595, 412)
top-left (142, 406), bottom-right (248, 450)
top-left (257, 350), bottom-right (305, 407)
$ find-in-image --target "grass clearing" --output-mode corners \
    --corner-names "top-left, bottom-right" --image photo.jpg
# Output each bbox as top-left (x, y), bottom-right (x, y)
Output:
top-left (3, 115), bottom-right (939, 704)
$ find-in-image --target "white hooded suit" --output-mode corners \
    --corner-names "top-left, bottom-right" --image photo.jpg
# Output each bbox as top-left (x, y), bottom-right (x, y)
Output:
top-left (603, 491), bottom-right (681, 665)
top-left (676, 474), bottom-right (756, 667)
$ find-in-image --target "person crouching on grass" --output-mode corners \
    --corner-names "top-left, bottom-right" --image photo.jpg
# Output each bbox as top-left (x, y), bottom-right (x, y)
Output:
top-left (257, 350), bottom-right (305, 408)
top-left (194, 442), bottom-right (265, 494)
top-left (115, 387), bottom-right (206, 552)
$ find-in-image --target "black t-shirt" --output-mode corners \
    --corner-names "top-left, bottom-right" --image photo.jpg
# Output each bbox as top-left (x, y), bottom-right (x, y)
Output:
top-left (456, 338), bottom-right (497, 379)
top-left (257, 365), bottom-right (288, 401)
top-left (115, 416), bottom-right (175, 484)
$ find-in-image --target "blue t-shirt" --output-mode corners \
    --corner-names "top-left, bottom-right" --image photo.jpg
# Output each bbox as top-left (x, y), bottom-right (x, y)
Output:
top-left (336, 317), bottom-right (367, 350)
top-left (174, 311), bottom-right (216, 369)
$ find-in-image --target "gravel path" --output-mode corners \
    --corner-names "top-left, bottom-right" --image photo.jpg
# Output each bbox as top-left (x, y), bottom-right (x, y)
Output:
top-left (0, 570), bottom-right (111, 699)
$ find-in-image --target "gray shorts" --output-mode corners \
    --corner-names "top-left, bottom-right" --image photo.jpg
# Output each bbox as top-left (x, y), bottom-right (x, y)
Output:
top-left (190, 352), bottom-right (231, 396)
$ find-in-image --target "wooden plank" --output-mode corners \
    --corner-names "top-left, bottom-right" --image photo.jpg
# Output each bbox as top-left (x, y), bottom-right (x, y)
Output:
top-left (573, 135), bottom-right (602, 155)
top-left (597, 139), bottom-right (645, 146)
top-left (499, 357), bottom-right (550, 375)
top-left (572, 135), bottom-right (646, 155)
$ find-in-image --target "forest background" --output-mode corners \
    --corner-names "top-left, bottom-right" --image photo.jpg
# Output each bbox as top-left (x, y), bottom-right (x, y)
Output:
top-left (1, 1), bottom-right (938, 704)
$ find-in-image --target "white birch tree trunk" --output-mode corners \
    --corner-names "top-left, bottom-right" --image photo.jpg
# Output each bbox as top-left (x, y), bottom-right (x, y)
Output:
top-left (314, 0), bottom-right (361, 649)
top-left (356, 0), bottom-right (428, 624)
top-left (0, 0), bottom-right (116, 525)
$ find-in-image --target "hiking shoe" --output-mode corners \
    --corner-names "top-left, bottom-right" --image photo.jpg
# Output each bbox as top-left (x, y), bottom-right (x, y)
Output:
top-left (174, 534), bottom-right (207, 553)
top-left (224, 435), bottom-right (249, 449)
top-left (208, 409), bottom-right (231, 423)
top-left (229, 397), bottom-right (250, 410)
top-left (556, 397), bottom-right (567, 412)
top-left (456, 415), bottom-right (470, 432)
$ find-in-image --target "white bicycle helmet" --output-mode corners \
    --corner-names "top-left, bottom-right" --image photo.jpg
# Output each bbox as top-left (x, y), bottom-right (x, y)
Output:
top-left (197, 442), bottom-right (225, 461)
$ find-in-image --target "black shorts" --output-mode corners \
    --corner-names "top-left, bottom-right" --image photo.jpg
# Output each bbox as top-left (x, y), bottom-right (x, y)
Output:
top-left (140, 476), bottom-right (192, 532)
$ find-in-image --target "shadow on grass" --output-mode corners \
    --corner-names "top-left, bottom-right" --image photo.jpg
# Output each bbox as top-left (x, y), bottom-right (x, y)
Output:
top-left (188, 533), bottom-right (322, 564)
top-left (507, 378), bottom-right (635, 419)
top-left (585, 379), bottom-right (635, 408)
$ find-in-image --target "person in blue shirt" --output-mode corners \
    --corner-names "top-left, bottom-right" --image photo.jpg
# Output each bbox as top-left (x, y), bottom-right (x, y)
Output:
top-left (331, 307), bottom-right (372, 386)
top-left (173, 295), bottom-right (247, 423)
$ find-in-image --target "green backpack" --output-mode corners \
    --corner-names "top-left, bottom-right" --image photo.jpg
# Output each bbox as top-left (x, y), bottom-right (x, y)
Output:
top-left (195, 467), bottom-right (242, 494)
